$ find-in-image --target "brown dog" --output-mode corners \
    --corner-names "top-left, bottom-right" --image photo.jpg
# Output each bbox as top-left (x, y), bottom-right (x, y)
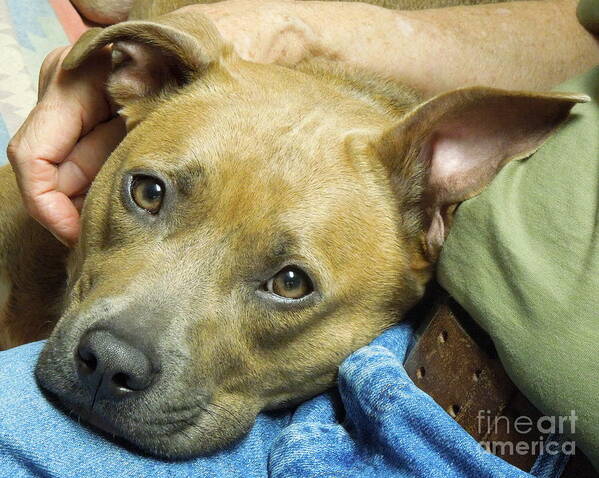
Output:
top-left (0, 0), bottom-right (586, 459)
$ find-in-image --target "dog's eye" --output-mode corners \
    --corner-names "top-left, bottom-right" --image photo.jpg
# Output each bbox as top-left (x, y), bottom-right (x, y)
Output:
top-left (266, 266), bottom-right (313, 299)
top-left (131, 176), bottom-right (164, 214)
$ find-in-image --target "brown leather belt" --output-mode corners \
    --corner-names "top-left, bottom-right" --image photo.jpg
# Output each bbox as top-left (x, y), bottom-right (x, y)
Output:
top-left (403, 292), bottom-right (598, 476)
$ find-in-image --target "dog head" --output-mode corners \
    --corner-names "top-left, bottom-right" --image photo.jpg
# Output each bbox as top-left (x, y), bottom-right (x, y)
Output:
top-left (35, 12), bottom-right (586, 458)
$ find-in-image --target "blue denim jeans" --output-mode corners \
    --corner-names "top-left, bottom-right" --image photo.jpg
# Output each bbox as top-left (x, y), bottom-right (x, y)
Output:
top-left (0, 320), bottom-right (567, 478)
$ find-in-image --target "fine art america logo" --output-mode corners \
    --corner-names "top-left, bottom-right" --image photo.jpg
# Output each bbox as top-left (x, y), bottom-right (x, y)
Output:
top-left (477, 410), bottom-right (577, 456)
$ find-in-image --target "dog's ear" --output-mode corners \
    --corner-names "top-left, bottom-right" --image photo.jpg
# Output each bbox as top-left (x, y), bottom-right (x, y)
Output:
top-left (63, 13), bottom-right (230, 128)
top-left (378, 86), bottom-right (588, 262)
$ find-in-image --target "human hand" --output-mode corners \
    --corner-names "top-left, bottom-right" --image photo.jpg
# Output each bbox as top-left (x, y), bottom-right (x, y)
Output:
top-left (7, 46), bottom-right (125, 247)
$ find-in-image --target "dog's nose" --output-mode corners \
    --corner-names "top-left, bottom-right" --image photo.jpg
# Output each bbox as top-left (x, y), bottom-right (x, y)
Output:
top-left (75, 330), bottom-right (156, 401)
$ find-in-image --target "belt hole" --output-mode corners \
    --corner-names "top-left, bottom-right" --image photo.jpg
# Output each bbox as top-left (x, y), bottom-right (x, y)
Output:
top-left (448, 404), bottom-right (461, 418)
top-left (416, 367), bottom-right (426, 379)
top-left (473, 369), bottom-right (482, 382)
top-left (438, 330), bottom-right (448, 343)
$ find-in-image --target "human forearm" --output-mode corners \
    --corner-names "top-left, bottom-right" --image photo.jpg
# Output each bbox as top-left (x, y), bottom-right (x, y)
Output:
top-left (188, 0), bottom-right (599, 96)
top-left (300, 0), bottom-right (599, 95)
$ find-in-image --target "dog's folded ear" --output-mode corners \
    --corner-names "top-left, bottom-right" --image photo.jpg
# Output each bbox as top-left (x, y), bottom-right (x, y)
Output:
top-left (63, 13), bottom-right (231, 128)
top-left (378, 86), bottom-right (589, 262)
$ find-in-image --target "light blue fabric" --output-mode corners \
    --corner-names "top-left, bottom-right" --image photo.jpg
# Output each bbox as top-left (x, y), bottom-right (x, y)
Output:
top-left (0, 320), bottom-right (565, 477)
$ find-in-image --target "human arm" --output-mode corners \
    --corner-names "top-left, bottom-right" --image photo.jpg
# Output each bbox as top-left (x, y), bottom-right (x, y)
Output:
top-left (184, 0), bottom-right (599, 96)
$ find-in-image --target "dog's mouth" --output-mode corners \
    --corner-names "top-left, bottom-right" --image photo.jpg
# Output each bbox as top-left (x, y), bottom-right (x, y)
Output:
top-left (40, 380), bottom-right (194, 434)
top-left (35, 357), bottom-right (257, 459)
top-left (38, 383), bottom-right (221, 458)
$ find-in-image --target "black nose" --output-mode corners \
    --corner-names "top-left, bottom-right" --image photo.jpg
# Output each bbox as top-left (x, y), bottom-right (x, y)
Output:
top-left (75, 330), bottom-right (156, 401)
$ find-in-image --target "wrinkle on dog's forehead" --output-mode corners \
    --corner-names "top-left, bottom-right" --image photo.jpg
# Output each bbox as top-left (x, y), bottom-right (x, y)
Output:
top-left (114, 66), bottom-right (399, 210)
top-left (117, 84), bottom-right (403, 239)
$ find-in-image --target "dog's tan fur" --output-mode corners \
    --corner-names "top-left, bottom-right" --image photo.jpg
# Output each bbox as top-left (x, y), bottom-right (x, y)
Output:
top-left (0, 173), bottom-right (67, 349)
top-left (0, 0), bottom-right (586, 458)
